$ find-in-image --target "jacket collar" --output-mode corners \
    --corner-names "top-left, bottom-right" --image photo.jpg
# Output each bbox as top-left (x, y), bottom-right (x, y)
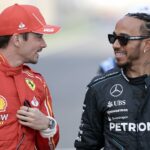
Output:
top-left (0, 53), bottom-right (24, 76)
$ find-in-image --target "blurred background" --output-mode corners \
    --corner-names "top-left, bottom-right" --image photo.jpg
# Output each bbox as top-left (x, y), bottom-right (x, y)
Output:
top-left (0, 0), bottom-right (148, 149)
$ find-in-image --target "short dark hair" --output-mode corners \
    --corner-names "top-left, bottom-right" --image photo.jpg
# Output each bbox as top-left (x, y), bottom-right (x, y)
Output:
top-left (0, 32), bottom-right (29, 48)
top-left (0, 35), bottom-right (12, 48)
top-left (126, 13), bottom-right (150, 35)
top-left (21, 32), bottom-right (29, 41)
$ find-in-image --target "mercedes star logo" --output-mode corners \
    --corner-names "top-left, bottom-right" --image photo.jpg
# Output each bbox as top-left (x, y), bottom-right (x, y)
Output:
top-left (110, 84), bottom-right (123, 97)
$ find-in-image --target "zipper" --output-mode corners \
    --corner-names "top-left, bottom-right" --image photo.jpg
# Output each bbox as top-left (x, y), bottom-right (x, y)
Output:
top-left (16, 133), bottom-right (25, 150)
top-left (112, 138), bottom-right (124, 150)
top-left (49, 138), bottom-right (55, 150)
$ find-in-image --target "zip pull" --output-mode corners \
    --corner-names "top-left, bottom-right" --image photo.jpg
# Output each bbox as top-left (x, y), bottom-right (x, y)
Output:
top-left (24, 99), bottom-right (31, 107)
top-left (16, 133), bottom-right (25, 150)
top-left (112, 139), bottom-right (124, 150)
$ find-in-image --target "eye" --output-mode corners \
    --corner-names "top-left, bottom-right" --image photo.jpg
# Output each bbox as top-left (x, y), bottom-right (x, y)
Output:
top-left (36, 34), bottom-right (43, 38)
top-left (118, 36), bottom-right (129, 46)
top-left (33, 33), bottom-right (43, 39)
top-left (108, 34), bottom-right (116, 44)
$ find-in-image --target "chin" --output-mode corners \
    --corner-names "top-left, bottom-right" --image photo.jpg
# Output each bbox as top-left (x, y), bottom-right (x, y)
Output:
top-left (27, 60), bottom-right (38, 64)
top-left (31, 61), bottom-right (38, 64)
top-left (116, 61), bottom-right (127, 68)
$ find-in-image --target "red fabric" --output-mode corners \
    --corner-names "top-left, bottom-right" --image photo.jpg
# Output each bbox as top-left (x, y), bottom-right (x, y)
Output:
top-left (0, 4), bottom-right (60, 35)
top-left (0, 54), bottom-right (59, 150)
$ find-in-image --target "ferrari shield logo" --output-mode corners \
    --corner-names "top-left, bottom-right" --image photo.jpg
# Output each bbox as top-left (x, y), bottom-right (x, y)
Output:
top-left (25, 78), bottom-right (36, 91)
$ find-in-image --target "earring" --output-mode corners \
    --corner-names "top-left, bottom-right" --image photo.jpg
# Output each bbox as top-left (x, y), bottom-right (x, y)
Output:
top-left (144, 49), bottom-right (147, 53)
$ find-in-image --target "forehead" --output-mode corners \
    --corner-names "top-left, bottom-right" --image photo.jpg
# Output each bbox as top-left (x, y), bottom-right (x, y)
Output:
top-left (27, 32), bottom-right (43, 38)
top-left (114, 16), bottom-right (145, 35)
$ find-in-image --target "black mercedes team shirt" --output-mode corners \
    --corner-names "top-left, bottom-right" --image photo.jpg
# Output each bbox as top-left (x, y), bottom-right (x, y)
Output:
top-left (75, 68), bottom-right (150, 150)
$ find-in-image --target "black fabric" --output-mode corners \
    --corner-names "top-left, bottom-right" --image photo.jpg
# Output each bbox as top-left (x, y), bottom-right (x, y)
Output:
top-left (75, 69), bottom-right (150, 150)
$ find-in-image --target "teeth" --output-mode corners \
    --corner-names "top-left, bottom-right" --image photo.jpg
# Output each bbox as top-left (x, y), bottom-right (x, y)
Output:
top-left (115, 52), bottom-right (126, 57)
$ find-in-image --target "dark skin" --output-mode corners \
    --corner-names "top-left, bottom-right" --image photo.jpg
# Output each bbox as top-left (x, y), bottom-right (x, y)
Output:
top-left (112, 16), bottom-right (150, 78)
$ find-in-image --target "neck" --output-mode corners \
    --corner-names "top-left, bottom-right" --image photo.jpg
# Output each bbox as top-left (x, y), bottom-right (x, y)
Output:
top-left (0, 51), bottom-right (23, 67)
top-left (126, 60), bottom-right (150, 77)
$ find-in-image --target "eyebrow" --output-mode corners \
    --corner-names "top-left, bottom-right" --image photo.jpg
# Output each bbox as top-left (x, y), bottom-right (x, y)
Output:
top-left (32, 33), bottom-right (43, 38)
top-left (113, 32), bottom-right (129, 36)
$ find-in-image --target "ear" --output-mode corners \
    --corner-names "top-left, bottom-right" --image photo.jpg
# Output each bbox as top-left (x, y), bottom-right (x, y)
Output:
top-left (143, 39), bottom-right (150, 53)
top-left (11, 34), bottom-right (22, 47)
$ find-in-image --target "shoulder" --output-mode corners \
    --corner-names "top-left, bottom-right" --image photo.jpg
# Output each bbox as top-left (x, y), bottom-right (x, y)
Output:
top-left (88, 68), bottom-right (121, 88)
top-left (22, 65), bottom-right (45, 82)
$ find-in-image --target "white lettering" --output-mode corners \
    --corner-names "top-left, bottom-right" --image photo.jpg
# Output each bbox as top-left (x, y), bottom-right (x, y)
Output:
top-left (44, 28), bottom-right (54, 32)
top-left (147, 122), bottom-right (150, 131)
top-left (110, 122), bottom-right (115, 131)
top-left (109, 122), bottom-right (150, 132)
top-left (107, 109), bottom-right (128, 115)
top-left (0, 114), bottom-right (8, 121)
top-left (116, 123), bottom-right (121, 131)
top-left (114, 100), bottom-right (126, 106)
top-left (138, 123), bottom-right (146, 132)
top-left (112, 116), bottom-right (128, 120)
top-left (129, 123), bottom-right (136, 132)
top-left (121, 123), bottom-right (128, 131)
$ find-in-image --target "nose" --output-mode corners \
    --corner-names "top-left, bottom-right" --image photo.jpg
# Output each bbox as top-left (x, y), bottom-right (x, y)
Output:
top-left (112, 39), bottom-right (121, 49)
top-left (41, 39), bottom-right (47, 48)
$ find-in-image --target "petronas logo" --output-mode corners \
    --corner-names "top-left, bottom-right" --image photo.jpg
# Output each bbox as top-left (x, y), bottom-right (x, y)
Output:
top-left (25, 78), bottom-right (36, 91)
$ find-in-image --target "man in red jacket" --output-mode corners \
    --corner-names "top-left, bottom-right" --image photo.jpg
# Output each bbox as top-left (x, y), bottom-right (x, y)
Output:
top-left (0, 3), bottom-right (60, 150)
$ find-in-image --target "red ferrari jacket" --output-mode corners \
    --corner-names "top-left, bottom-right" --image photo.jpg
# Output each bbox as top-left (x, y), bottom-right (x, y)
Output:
top-left (0, 54), bottom-right (59, 150)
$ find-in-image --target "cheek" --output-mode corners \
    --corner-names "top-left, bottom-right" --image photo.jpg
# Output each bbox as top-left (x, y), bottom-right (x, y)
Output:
top-left (127, 44), bottom-right (141, 58)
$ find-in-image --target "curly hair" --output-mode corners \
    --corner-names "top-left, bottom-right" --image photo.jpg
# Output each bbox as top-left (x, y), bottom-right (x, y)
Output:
top-left (126, 13), bottom-right (150, 35)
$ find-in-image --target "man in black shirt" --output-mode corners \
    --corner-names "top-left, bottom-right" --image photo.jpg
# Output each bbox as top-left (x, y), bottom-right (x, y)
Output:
top-left (74, 5), bottom-right (150, 150)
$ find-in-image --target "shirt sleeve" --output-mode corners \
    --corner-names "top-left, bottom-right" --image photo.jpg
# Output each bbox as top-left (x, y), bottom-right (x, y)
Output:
top-left (35, 83), bottom-right (59, 150)
top-left (40, 116), bottom-right (57, 138)
top-left (74, 87), bottom-right (104, 150)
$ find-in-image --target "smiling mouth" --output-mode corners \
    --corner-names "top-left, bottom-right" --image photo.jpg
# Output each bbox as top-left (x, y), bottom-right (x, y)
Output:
top-left (37, 49), bottom-right (42, 53)
top-left (115, 51), bottom-right (127, 58)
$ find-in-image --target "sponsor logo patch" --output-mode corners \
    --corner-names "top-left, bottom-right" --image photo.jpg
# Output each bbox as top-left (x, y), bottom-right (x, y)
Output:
top-left (31, 96), bottom-right (39, 107)
top-left (110, 122), bottom-right (150, 132)
top-left (18, 22), bottom-right (26, 30)
top-left (110, 84), bottom-right (123, 97)
top-left (107, 100), bottom-right (126, 108)
top-left (25, 78), bottom-right (36, 91)
top-left (0, 95), bottom-right (7, 112)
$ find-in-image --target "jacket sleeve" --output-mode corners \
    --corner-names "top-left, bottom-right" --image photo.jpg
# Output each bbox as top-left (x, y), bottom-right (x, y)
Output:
top-left (35, 82), bottom-right (59, 150)
top-left (74, 87), bottom-right (104, 150)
